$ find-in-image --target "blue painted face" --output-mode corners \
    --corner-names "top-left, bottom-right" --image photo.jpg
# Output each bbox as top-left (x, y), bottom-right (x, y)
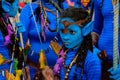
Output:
top-left (58, 18), bottom-right (84, 49)
top-left (2, 0), bottom-right (19, 17)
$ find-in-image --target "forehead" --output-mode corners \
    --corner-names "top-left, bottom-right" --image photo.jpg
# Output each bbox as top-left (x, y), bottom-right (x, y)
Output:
top-left (59, 18), bottom-right (81, 33)
top-left (59, 18), bottom-right (83, 28)
top-left (60, 18), bottom-right (75, 23)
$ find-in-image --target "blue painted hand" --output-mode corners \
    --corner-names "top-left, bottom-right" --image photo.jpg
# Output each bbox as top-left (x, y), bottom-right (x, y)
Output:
top-left (108, 64), bottom-right (120, 80)
top-left (15, 22), bottom-right (25, 33)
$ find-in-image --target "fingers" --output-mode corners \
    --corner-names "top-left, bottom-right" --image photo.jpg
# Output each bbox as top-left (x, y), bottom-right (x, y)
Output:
top-left (109, 74), bottom-right (120, 80)
top-left (108, 65), bottom-right (120, 80)
top-left (111, 68), bottom-right (120, 75)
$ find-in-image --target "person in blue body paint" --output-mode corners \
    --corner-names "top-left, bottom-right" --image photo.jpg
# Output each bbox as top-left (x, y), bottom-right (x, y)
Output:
top-left (42, 7), bottom-right (101, 80)
top-left (91, 0), bottom-right (120, 80)
top-left (19, 0), bottom-right (60, 79)
top-left (0, 0), bottom-right (20, 79)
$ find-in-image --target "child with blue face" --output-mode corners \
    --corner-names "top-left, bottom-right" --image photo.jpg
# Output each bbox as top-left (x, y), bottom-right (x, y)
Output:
top-left (58, 18), bottom-right (87, 49)
top-left (56, 7), bottom-right (101, 80)
top-left (42, 7), bottom-right (101, 80)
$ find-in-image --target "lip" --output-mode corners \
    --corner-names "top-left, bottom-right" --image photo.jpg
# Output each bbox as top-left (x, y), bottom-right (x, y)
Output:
top-left (63, 42), bottom-right (70, 45)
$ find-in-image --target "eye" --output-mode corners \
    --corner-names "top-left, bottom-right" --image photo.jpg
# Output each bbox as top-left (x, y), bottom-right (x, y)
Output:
top-left (69, 30), bottom-right (75, 35)
top-left (60, 29), bottom-right (64, 33)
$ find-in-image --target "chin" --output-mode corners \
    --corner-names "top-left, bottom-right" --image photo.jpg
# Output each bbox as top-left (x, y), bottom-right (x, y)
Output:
top-left (65, 45), bottom-right (80, 49)
top-left (65, 45), bottom-right (74, 49)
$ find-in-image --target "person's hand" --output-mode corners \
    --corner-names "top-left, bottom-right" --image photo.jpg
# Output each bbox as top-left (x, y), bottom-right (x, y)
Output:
top-left (42, 66), bottom-right (54, 80)
top-left (91, 32), bottom-right (99, 46)
top-left (108, 64), bottom-right (120, 80)
top-left (15, 22), bottom-right (25, 33)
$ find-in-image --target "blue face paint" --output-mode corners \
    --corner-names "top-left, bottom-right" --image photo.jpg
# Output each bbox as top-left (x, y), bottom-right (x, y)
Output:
top-left (2, 0), bottom-right (19, 17)
top-left (59, 18), bottom-right (84, 49)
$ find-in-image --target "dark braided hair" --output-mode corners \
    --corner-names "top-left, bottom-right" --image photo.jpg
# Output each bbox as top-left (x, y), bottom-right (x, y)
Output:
top-left (76, 33), bottom-right (93, 67)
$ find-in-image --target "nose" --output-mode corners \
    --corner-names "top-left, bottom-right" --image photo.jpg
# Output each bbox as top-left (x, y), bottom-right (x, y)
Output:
top-left (62, 34), bottom-right (69, 41)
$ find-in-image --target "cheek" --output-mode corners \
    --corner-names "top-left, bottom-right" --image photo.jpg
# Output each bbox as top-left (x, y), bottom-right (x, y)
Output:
top-left (73, 31), bottom-right (82, 42)
top-left (73, 36), bottom-right (82, 44)
top-left (71, 32), bottom-right (83, 46)
top-left (70, 37), bottom-right (83, 48)
top-left (60, 33), bottom-right (65, 41)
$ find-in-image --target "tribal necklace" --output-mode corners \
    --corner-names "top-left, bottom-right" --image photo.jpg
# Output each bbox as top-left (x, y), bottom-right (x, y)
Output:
top-left (63, 51), bottom-right (79, 80)
top-left (54, 47), bottom-right (86, 80)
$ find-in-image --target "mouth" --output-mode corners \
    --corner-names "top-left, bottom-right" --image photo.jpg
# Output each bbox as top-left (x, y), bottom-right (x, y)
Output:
top-left (63, 42), bottom-right (70, 46)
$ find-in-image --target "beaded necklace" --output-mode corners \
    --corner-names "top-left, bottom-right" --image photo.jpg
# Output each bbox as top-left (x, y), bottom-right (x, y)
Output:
top-left (53, 48), bottom-right (84, 79)
top-left (63, 51), bottom-right (79, 80)
top-left (54, 49), bottom-right (68, 75)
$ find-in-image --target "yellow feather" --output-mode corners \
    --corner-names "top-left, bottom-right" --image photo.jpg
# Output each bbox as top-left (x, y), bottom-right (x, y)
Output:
top-left (0, 54), bottom-right (5, 65)
top-left (39, 50), bottom-right (46, 69)
top-left (15, 70), bottom-right (22, 80)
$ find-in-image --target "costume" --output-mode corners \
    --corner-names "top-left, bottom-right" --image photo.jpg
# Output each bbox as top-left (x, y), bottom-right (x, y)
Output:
top-left (57, 48), bottom-right (101, 80)
top-left (93, 0), bottom-right (120, 79)
top-left (0, 0), bottom-right (19, 79)
top-left (53, 8), bottom-right (101, 80)
top-left (20, 1), bottom-right (59, 79)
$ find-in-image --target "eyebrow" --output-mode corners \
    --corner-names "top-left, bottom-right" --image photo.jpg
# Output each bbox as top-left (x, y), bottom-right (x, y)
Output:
top-left (60, 20), bottom-right (83, 28)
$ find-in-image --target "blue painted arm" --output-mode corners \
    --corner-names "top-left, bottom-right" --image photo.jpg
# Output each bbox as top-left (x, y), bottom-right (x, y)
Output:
top-left (92, 0), bottom-right (103, 35)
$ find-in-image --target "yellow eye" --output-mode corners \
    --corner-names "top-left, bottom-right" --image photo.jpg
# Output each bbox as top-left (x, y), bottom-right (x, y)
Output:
top-left (69, 30), bottom-right (75, 35)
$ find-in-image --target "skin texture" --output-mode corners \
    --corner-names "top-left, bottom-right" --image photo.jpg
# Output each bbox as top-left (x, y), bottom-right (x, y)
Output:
top-left (59, 18), bottom-right (83, 49)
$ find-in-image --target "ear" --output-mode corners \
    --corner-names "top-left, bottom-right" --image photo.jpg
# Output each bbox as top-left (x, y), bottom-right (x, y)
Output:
top-left (2, 0), bottom-right (11, 12)
top-left (82, 21), bottom-right (94, 36)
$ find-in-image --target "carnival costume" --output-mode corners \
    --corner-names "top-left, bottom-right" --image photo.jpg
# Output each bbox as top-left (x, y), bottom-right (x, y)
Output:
top-left (20, 1), bottom-right (59, 79)
top-left (93, 0), bottom-right (120, 79)
top-left (0, 0), bottom-right (20, 79)
top-left (53, 8), bottom-right (101, 80)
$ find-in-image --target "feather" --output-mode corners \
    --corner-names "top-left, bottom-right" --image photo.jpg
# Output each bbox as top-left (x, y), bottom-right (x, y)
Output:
top-left (39, 49), bottom-right (46, 69)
